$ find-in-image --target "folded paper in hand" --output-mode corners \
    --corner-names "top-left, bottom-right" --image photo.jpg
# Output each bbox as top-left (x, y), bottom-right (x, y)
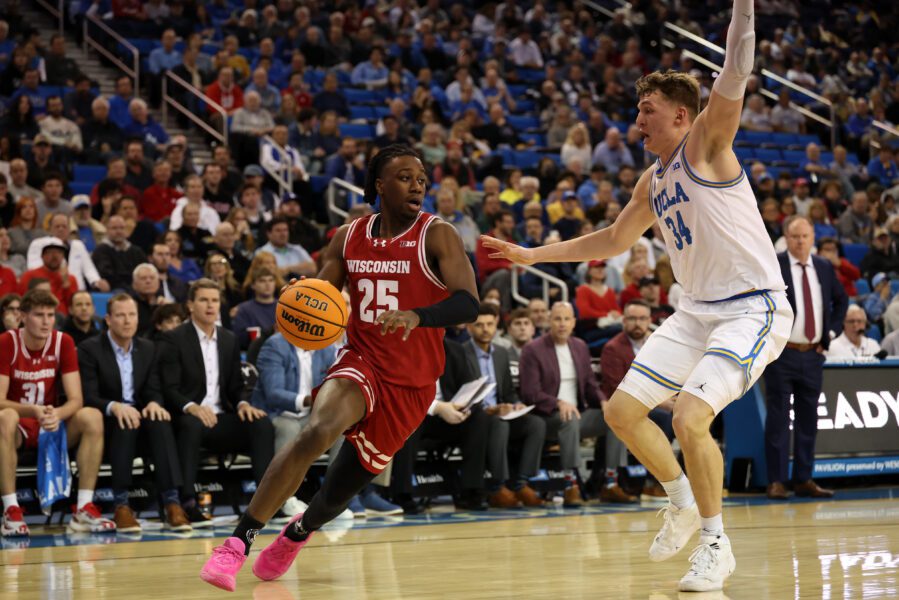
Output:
top-left (450, 376), bottom-right (496, 412)
top-left (500, 404), bottom-right (535, 421)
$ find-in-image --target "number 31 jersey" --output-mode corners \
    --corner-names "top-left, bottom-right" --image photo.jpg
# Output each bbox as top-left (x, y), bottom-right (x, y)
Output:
top-left (649, 135), bottom-right (786, 302)
top-left (0, 329), bottom-right (78, 407)
top-left (342, 212), bottom-right (449, 389)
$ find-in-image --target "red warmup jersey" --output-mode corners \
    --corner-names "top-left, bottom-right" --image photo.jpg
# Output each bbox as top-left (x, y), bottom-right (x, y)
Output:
top-left (342, 212), bottom-right (449, 388)
top-left (0, 330), bottom-right (78, 407)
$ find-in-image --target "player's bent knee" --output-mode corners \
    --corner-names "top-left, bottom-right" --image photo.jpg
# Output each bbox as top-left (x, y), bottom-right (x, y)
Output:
top-left (76, 407), bottom-right (104, 435)
top-left (605, 392), bottom-right (648, 434)
top-left (672, 395), bottom-right (714, 442)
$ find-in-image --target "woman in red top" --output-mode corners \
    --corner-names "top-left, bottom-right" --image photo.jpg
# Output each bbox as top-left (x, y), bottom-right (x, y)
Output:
top-left (575, 259), bottom-right (620, 319)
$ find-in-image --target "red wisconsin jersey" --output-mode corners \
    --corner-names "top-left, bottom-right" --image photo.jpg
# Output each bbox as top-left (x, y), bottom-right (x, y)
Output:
top-left (342, 212), bottom-right (449, 388)
top-left (0, 329), bottom-right (78, 407)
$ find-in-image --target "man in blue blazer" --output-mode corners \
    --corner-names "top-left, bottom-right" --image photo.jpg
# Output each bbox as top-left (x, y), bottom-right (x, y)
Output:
top-left (764, 216), bottom-right (848, 499)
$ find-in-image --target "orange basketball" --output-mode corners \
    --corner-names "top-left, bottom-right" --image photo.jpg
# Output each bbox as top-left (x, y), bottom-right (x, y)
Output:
top-left (276, 278), bottom-right (348, 350)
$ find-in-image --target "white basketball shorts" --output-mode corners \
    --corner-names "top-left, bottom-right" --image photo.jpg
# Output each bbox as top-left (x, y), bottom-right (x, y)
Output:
top-left (617, 290), bottom-right (793, 414)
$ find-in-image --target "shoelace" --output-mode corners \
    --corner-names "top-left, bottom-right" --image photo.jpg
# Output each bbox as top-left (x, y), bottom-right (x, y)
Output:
top-left (212, 543), bottom-right (244, 567)
top-left (269, 535), bottom-right (303, 560)
top-left (687, 543), bottom-right (719, 575)
top-left (655, 506), bottom-right (674, 540)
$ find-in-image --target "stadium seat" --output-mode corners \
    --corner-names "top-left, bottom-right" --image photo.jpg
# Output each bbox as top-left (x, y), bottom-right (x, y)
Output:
top-left (781, 150), bottom-right (807, 164)
top-left (91, 292), bottom-right (114, 318)
top-left (338, 123), bottom-right (373, 139)
top-left (507, 115), bottom-right (539, 130)
top-left (867, 324), bottom-right (882, 343)
top-left (73, 164), bottom-right (108, 184)
top-left (512, 150), bottom-right (542, 169)
top-left (755, 148), bottom-right (782, 162)
top-left (310, 175), bottom-right (331, 194)
top-left (343, 89), bottom-right (383, 104)
top-left (842, 243), bottom-right (868, 267)
top-left (69, 181), bottom-right (94, 196)
top-left (892, 280), bottom-right (899, 297)
top-left (349, 105), bottom-right (375, 120)
top-left (854, 279), bottom-right (870, 296)
top-left (520, 132), bottom-right (546, 147)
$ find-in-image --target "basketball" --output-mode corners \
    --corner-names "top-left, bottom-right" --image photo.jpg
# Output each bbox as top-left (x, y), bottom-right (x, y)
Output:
top-left (276, 278), bottom-right (347, 350)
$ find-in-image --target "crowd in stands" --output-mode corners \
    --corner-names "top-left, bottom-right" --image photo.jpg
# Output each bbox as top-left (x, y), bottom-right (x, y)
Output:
top-left (0, 0), bottom-right (898, 533)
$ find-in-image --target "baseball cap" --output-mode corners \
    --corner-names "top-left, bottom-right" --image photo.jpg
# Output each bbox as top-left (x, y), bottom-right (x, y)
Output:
top-left (638, 275), bottom-right (660, 287)
top-left (41, 237), bottom-right (67, 254)
top-left (33, 134), bottom-right (51, 146)
top-left (72, 194), bottom-right (91, 209)
top-left (588, 259), bottom-right (606, 268)
top-left (361, 16), bottom-right (376, 27)
top-left (872, 272), bottom-right (888, 288)
top-left (874, 227), bottom-right (889, 238)
top-left (562, 190), bottom-right (578, 201)
top-left (759, 172), bottom-right (773, 182)
top-left (794, 177), bottom-right (809, 187)
top-left (243, 164), bottom-right (264, 177)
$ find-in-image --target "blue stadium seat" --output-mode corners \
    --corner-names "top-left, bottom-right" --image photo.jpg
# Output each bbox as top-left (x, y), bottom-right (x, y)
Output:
top-left (892, 280), bottom-right (899, 297)
top-left (867, 324), bottom-right (882, 343)
top-left (843, 243), bottom-right (868, 267)
top-left (507, 115), bottom-right (539, 130)
top-left (343, 89), bottom-right (383, 104)
top-left (512, 150), bottom-right (542, 169)
top-left (795, 134), bottom-right (820, 146)
top-left (91, 293), bottom-right (114, 318)
top-left (734, 147), bottom-right (755, 162)
top-left (854, 278), bottom-right (870, 296)
top-left (754, 148), bottom-right (782, 162)
top-left (520, 132), bottom-right (546, 147)
top-left (69, 181), bottom-right (94, 196)
top-left (781, 150), bottom-right (807, 164)
top-left (373, 106), bottom-right (391, 118)
top-left (310, 175), bottom-right (331, 194)
top-left (73, 164), bottom-right (107, 184)
top-left (743, 131), bottom-right (775, 145)
top-left (338, 123), bottom-right (373, 139)
top-left (349, 105), bottom-right (375, 120)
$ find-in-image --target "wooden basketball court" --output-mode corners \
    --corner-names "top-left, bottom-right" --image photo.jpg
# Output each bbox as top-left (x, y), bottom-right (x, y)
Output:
top-left (2, 490), bottom-right (898, 599)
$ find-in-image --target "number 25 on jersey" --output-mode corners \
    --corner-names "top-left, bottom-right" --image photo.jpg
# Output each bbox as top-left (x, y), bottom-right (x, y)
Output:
top-left (358, 279), bottom-right (398, 323)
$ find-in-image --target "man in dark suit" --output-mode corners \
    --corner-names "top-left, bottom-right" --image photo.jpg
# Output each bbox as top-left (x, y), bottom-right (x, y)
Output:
top-left (159, 279), bottom-right (275, 526)
top-left (765, 216), bottom-right (848, 499)
top-left (463, 302), bottom-right (545, 508)
top-left (390, 337), bottom-right (490, 513)
top-left (519, 302), bottom-right (634, 506)
top-left (79, 293), bottom-right (189, 533)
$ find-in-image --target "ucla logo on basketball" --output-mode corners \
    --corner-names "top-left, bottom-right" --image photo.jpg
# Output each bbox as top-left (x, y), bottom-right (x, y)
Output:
top-left (280, 309), bottom-right (326, 337)
top-left (294, 291), bottom-right (329, 313)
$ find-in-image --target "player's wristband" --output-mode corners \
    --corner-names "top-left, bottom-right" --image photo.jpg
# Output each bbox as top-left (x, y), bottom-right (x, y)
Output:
top-left (412, 290), bottom-right (479, 328)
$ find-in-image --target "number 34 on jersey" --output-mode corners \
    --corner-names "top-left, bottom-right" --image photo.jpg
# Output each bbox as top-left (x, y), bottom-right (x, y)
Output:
top-left (652, 181), bottom-right (693, 251)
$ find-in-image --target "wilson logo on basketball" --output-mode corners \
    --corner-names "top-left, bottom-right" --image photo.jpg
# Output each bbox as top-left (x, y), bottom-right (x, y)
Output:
top-left (280, 309), bottom-right (326, 337)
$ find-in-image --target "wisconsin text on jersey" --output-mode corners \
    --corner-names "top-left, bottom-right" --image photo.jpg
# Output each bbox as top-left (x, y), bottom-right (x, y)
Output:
top-left (346, 260), bottom-right (412, 274)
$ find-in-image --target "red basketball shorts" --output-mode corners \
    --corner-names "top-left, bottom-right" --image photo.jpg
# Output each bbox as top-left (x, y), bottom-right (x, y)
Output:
top-left (312, 347), bottom-right (435, 474)
top-left (17, 418), bottom-right (41, 450)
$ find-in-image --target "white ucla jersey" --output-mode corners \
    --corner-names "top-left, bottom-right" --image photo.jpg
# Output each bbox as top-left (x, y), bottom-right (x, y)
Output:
top-left (648, 135), bottom-right (785, 302)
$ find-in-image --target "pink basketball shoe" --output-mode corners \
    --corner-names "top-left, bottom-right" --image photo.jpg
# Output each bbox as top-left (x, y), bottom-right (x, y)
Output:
top-left (200, 537), bottom-right (248, 592)
top-left (252, 513), bottom-right (314, 581)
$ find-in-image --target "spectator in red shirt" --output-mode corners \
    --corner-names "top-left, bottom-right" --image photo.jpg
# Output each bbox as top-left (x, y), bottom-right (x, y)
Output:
top-left (18, 240), bottom-right (78, 315)
top-left (89, 157), bottom-right (142, 205)
top-left (817, 237), bottom-right (861, 297)
top-left (475, 209), bottom-right (515, 283)
top-left (575, 259), bottom-right (620, 319)
top-left (0, 260), bottom-right (15, 297)
top-left (205, 67), bottom-right (243, 135)
top-left (141, 160), bottom-right (180, 223)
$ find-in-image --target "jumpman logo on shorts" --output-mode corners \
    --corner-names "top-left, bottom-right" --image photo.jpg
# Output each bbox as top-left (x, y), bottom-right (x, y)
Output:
top-left (695, 383), bottom-right (707, 393)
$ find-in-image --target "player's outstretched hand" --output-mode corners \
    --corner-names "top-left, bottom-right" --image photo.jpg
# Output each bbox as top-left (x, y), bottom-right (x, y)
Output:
top-left (280, 277), bottom-right (304, 296)
top-left (478, 235), bottom-right (537, 265)
top-left (376, 310), bottom-right (421, 341)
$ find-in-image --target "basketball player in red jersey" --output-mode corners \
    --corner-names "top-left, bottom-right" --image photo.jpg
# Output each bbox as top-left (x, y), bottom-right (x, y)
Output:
top-left (0, 289), bottom-right (115, 537)
top-left (201, 145), bottom-right (479, 592)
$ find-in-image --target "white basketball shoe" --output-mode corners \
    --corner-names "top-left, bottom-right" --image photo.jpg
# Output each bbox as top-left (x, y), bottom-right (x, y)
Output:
top-left (648, 501), bottom-right (700, 562)
top-left (678, 533), bottom-right (737, 592)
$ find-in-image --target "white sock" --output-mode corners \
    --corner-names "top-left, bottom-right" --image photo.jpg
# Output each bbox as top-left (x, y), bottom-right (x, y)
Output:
top-left (700, 513), bottom-right (724, 538)
top-left (660, 472), bottom-right (695, 510)
top-left (77, 489), bottom-right (95, 509)
top-left (2, 493), bottom-right (18, 510)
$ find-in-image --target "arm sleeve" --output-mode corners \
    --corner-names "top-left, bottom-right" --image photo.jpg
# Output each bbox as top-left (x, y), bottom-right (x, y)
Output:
top-left (412, 289), bottom-right (479, 328)
top-left (712, 0), bottom-right (755, 100)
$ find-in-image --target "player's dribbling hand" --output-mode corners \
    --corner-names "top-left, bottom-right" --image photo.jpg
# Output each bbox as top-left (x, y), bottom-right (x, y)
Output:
top-left (280, 277), bottom-right (305, 296)
top-left (238, 402), bottom-right (267, 422)
top-left (478, 235), bottom-right (537, 266)
top-left (376, 310), bottom-right (421, 341)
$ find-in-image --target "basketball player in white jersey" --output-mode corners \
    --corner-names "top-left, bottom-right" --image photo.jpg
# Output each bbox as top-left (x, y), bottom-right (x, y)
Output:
top-left (481, 0), bottom-right (792, 592)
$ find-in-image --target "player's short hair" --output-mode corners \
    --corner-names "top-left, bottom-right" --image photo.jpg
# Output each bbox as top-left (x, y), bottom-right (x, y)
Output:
top-left (363, 144), bottom-right (423, 205)
top-left (188, 278), bottom-right (223, 302)
top-left (21, 289), bottom-right (59, 313)
top-left (636, 70), bottom-right (701, 120)
top-left (477, 302), bottom-right (500, 319)
top-left (106, 293), bottom-right (135, 315)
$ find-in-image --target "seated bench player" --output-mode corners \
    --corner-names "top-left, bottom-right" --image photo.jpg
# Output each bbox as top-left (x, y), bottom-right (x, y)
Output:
top-left (0, 289), bottom-right (115, 537)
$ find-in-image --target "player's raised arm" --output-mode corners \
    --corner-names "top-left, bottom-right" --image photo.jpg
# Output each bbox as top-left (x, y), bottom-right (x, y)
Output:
top-left (692, 0), bottom-right (755, 160)
top-left (480, 168), bottom-right (656, 265)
